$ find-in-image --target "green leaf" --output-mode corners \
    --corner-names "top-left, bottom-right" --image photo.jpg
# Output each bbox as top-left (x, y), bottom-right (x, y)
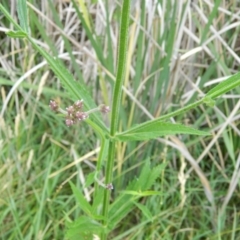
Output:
top-left (121, 190), bottom-right (162, 196)
top-left (137, 158), bottom-right (151, 190)
top-left (84, 172), bottom-right (95, 188)
top-left (139, 160), bottom-right (167, 190)
top-left (17, 0), bottom-right (29, 34)
top-left (133, 201), bottom-right (153, 221)
top-left (92, 188), bottom-right (105, 214)
top-left (90, 214), bottom-right (105, 221)
top-left (69, 181), bottom-right (92, 216)
top-left (116, 122), bottom-right (210, 141)
top-left (65, 216), bottom-right (104, 240)
top-left (200, 0), bottom-right (221, 44)
top-left (6, 30), bottom-right (27, 38)
top-left (71, 0), bottom-right (105, 64)
top-left (76, 0), bottom-right (92, 31)
top-left (205, 72), bottom-right (240, 99)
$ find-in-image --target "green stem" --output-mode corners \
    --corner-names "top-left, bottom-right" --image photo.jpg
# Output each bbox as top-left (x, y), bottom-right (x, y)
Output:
top-left (101, 0), bottom-right (131, 238)
top-left (157, 98), bottom-right (205, 121)
top-left (102, 139), bottom-right (115, 202)
top-left (109, 0), bottom-right (131, 136)
top-left (86, 120), bottom-right (107, 201)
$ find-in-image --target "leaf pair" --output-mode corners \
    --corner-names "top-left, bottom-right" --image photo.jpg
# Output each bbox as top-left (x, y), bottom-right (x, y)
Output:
top-left (116, 71), bottom-right (240, 141)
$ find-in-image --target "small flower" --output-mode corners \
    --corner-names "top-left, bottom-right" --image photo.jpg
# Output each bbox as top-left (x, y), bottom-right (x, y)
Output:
top-left (66, 105), bottom-right (74, 115)
top-left (99, 104), bottom-right (110, 114)
top-left (74, 100), bottom-right (84, 110)
top-left (75, 111), bottom-right (88, 121)
top-left (105, 183), bottom-right (113, 190)
top-left (49, 100), bottom-right (59, 112)
top-left (65, 117), bottom-right (74, 127)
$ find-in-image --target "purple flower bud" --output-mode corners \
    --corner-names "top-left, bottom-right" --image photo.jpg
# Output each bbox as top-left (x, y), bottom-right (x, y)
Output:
top-left (74, 100), bottom-right (84, 110)
top-left (49, 100), bottom-right (59, 112)
top-left (66, 105), bottom-right (74, 115)
top-left (65, 117), bottom-right (74, 127)
top-left (75, 111), bottom-right (88, 121)
top-left (99, 104), bottom-right (110, 114)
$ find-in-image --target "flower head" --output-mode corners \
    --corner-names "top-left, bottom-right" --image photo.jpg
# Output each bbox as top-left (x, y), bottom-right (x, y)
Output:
top-left (105, 183), bottom-right (113, 190)
top-left (75, 111), bottom-right (89, 121)
top-left (66, 105), bottom-right (74, 115)
top-left (74, 100), bottom-right (84, 110)
top-left (99, 104), bottom-right (110, 114)
top-left (49, 100), bottom-right (59, 112)
top-left (65, 117), bottom-right (74, 127)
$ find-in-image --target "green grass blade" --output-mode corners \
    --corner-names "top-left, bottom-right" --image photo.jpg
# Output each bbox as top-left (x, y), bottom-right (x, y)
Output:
top-left (200, 0), bottom-right (221, 44)
top-left (47, 0), bottom-right (85, 83)
top-left (154, 1), bottom-right (177, 105)
top-left (205, 72), bottom-right (240, 99)
top-left (71, 0), bottom-right (105, 65)
top-left (77, 0), bottom-right (92, 30)
top-left (0, 3), bottom-right (22, 30)
top-left (133, 0), bottom-right (145, 93)
top-left (30, 8), bottom-right (58, 56)
top-left (17, 0), bottom-right (29, 33)
top-left (105, 1), bottom-right (114, 74)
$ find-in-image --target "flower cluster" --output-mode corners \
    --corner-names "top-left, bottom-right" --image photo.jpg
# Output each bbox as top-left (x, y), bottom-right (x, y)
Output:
top-left (49, 99), bottom-right (110, 127)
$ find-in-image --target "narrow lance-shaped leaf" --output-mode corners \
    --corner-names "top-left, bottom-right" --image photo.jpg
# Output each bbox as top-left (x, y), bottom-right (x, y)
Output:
top-left (205, 72), bottom-right (240, 99)
top-left (133, 201), bottom-right (153, 221)
top-left (84, 172), bottom-right (95, 188)
top-left (65, 216), bottom-right (104, 239)
top-left (69, 181), bottom-right (92, 216)
top-left (115, 122), bottom-right (210, 141)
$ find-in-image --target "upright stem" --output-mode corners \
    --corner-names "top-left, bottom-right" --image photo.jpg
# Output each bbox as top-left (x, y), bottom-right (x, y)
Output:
top-left (110, 2), bottom-right (131, 136)
top-left (101, 0), bottom-right (131, 237)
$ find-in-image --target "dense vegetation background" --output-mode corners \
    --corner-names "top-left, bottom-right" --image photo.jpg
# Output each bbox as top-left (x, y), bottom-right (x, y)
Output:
top-left (1, 0), bottom-right (240, 239)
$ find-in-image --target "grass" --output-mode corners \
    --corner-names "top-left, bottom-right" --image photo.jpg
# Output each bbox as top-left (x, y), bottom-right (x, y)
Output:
top-left (1, 0), bottom-right (240, 239)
